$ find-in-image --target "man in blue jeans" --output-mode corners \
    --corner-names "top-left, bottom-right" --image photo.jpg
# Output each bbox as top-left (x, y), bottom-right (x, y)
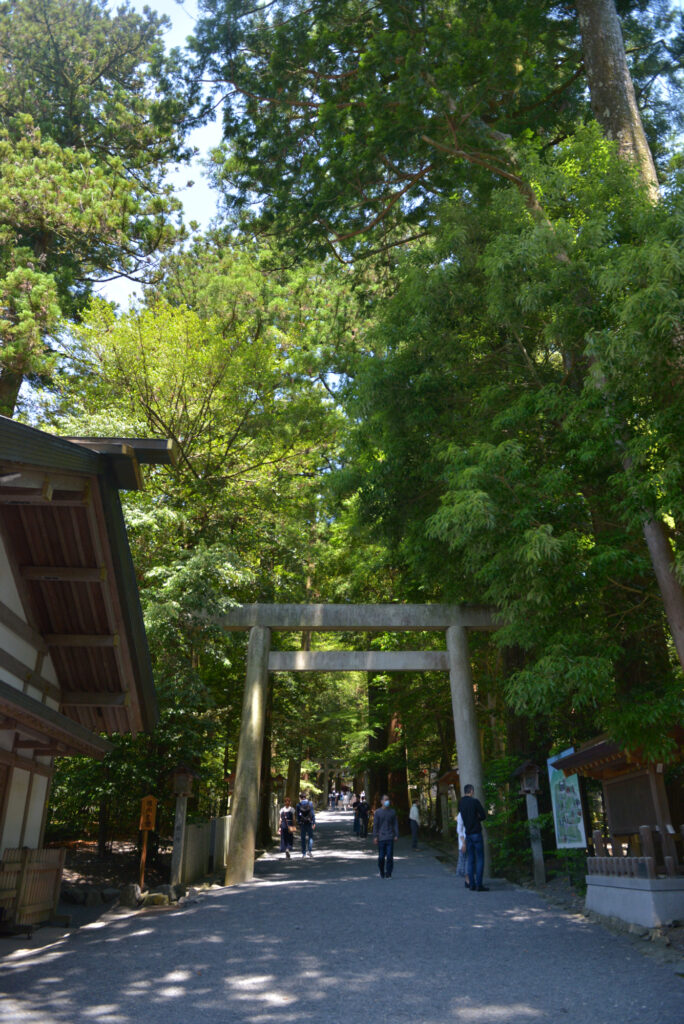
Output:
top-left (296, 792), bottom-right (316, 857)
top-left (372, 794), bottom-right (399, 877)
top-left (457, 783), bottom-right (488, 891)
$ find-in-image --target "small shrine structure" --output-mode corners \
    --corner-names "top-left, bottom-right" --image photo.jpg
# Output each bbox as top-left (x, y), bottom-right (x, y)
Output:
top-left (554, 733), bottom-right (684, 928)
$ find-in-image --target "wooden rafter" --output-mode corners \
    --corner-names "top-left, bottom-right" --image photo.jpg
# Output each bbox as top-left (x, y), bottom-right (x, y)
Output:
top-left (20, 566), bottom-right (107, 583)
top-left (61, 691), bottom-right (128, 707)
top-left (45, 634), bottom-right (118, 648)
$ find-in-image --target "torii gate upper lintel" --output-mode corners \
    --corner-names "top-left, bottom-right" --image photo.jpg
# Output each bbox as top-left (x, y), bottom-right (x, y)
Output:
top-left (220, 603), bottom-right (499, 885)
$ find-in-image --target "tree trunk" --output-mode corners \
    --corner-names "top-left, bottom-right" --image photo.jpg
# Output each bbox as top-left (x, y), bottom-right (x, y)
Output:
top-left (367, 674), bottom-right (389, 804)
top-left (575, 0), bottom-right (684, 673)
top-left (575, 0), bottom-right (658, 198)
top-left (387, 709), bottom-right (410, 831)
top-left (256, 678), bottom-right (274, 848)
top-left (97, 793), bottom-right (109, 859)
top-left (0, 367), bottom-right (23, 418)
top-left (285, 756), bottom-right (300, 804)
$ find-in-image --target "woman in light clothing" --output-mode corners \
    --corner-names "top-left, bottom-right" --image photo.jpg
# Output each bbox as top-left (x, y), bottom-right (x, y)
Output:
top-left (456, 811), bottom-right (470, 887)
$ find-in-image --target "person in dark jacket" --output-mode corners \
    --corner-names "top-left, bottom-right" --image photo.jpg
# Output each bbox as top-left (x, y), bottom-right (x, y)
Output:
top-left (357, 797), bottom-right (370, 838)
top-left (457, 784), bottom-right (488, 891)
top-left (296, 792), bottom-right (316, 857)
top-left (372, 794), bottom-right (399, 878)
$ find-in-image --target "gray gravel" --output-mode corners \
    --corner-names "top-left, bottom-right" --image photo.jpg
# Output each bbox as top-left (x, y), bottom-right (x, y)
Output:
top-left (1, 810), bottom-right (682, 1023)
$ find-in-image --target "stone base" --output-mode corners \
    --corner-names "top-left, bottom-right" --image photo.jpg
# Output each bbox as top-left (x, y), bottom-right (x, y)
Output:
top-left (585, 874), bottom-right (684, 928)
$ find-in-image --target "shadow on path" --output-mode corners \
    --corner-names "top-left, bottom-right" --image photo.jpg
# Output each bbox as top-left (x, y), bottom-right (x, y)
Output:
top-left (0, 811), bottom-right (681, 1024)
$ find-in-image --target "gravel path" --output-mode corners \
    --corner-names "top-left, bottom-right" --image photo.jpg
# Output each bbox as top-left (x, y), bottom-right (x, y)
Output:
top-left (1, 810), bottom-right (682, 1023)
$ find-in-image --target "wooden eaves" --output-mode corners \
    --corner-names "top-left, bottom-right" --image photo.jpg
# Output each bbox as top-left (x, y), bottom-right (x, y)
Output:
top-left (0, 418), bottom-right (176, 756)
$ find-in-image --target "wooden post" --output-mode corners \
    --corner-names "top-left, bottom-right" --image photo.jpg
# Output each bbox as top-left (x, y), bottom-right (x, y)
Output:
top-left (525, 793), bottom-right (546, 886)
top-left (139, 795), bottom-right (157, 891)
top-left (139, 830), bottom-right (149, 890)
top-left (15, 847), bottom-right (31, 923)
top-left (225, 626), bottom-right (271, 885)
top-left (639, 825), bottom-right (656, 862)
top-left (592, 829), bottom-right (606, 857)
top-left (170, 795), bottom-right (188, 887)
top-left (440, 793), bottom-right (449, 835)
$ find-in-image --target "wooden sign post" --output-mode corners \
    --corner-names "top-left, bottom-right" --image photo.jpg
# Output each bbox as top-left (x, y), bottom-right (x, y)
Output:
top-left (139, 794), bottom-right (157, 890)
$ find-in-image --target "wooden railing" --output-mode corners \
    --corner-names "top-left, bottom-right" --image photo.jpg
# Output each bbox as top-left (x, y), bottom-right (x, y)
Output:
top-left (0, 847), bottom-right (65, 927)
top-left (587, 826), bottom-right (682, 879)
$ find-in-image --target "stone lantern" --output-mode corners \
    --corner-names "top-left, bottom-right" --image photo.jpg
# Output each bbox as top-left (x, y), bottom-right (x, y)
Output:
top-left (516, 761), bottom-right (541, 795)
top-left (171, 765), bottom-right (196, 797)
top-left (514, 760), bottom-right (545, 885)
top-left (169, 765), bottom-right (198, 886)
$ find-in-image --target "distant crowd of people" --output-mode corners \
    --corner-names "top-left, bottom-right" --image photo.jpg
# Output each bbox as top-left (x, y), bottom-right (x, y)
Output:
top-left (278, 783), bottom-right (489, 886)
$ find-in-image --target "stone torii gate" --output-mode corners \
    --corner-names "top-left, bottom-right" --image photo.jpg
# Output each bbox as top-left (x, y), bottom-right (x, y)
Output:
top-left (218, 604), bottom-right (498, 884)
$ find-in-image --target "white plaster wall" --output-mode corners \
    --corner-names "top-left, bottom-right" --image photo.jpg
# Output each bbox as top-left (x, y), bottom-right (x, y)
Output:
top-left (0, 525), bottom-right (60, 854)
top-left (0, 666), bottom-right (23, 693)
top-left (2, 767), bottom-right (30, 850)
top-left (0, 623), bottom-right (35, 673)
top-left (0, 533), bottom-right (25, 618)
top-left (23, 774), bottom-right (48, 848)
top-left (0, 531), bottom-right (60, 707)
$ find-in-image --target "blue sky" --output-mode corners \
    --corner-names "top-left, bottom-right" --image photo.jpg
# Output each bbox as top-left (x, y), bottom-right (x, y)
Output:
top-left (98, 0), bottom-right (222, 306)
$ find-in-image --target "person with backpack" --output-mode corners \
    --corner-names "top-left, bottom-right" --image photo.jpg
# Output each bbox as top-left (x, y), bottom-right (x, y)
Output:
top-left (296, 792), bottom-right (316, 857)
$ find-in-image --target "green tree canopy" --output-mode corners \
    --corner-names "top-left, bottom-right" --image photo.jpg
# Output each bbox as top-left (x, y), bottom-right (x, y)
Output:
top-left (194, 0), bottom-right (681, 259)
top-left (0, 0), bottom-right (200, 416)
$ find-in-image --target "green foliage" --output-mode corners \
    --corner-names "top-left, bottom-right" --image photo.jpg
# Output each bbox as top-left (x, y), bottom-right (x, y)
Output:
top-left (38, 2), bottom-right (684, 847)
top-left (0, 0), bottom-right (197, 414)
top-left (195, 0), bottom-right (682, 260)
top-left (195, 0), bottom-right (588, 258)
top-left (483, 756), bottom-right (553, 881)
top-left (43, 241), bottom-right (350, 836)
top-left (341, 127), bottom-right (684, 754)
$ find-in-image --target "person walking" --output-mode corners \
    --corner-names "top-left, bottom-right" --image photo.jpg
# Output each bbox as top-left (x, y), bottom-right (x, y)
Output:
top-left (296, 791), bottom-right (316, 857)
top-left (458, 783), bottom-right (488, 891)
top-left (352, 794), bottom-right (360, 835)
top-left (357, 796), bottom-right (370, 837)
top-left (279, 796), bottom-right (295, 859)
top-left (409, 797), bottom-right (420, 849)
top-left (372, 793), bottom-right (399, 878)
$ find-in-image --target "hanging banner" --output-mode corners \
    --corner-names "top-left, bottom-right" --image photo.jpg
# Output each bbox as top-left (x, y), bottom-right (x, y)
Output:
top-left (548, 749), bottom-right (587, 849)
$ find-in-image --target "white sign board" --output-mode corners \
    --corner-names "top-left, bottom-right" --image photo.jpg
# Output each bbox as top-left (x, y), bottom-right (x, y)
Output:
top-left (548, 749), bottom-right (587, 849)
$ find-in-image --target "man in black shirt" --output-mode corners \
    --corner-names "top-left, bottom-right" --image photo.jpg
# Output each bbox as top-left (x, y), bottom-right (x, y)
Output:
top-left (457, 784), bottom-right (488, 891)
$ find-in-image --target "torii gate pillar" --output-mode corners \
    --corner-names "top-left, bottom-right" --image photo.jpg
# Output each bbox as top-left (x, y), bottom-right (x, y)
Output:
top-left (225, 626), bottom-right (271, 886)
top-left (446, 625), bottom-right (490, 877)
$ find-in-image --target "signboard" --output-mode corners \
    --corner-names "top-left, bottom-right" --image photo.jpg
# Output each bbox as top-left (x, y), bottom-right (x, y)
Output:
top-left (547, 750), bottom-right (587, 849)
top-left (139, 794), bottom-right (157, 832)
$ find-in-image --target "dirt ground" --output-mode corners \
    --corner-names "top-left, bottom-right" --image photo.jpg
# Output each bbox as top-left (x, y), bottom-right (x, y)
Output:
top-left (54, 834), bottom-right (684, 969)
top-left (428, 834), bottom-right (684, 968)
